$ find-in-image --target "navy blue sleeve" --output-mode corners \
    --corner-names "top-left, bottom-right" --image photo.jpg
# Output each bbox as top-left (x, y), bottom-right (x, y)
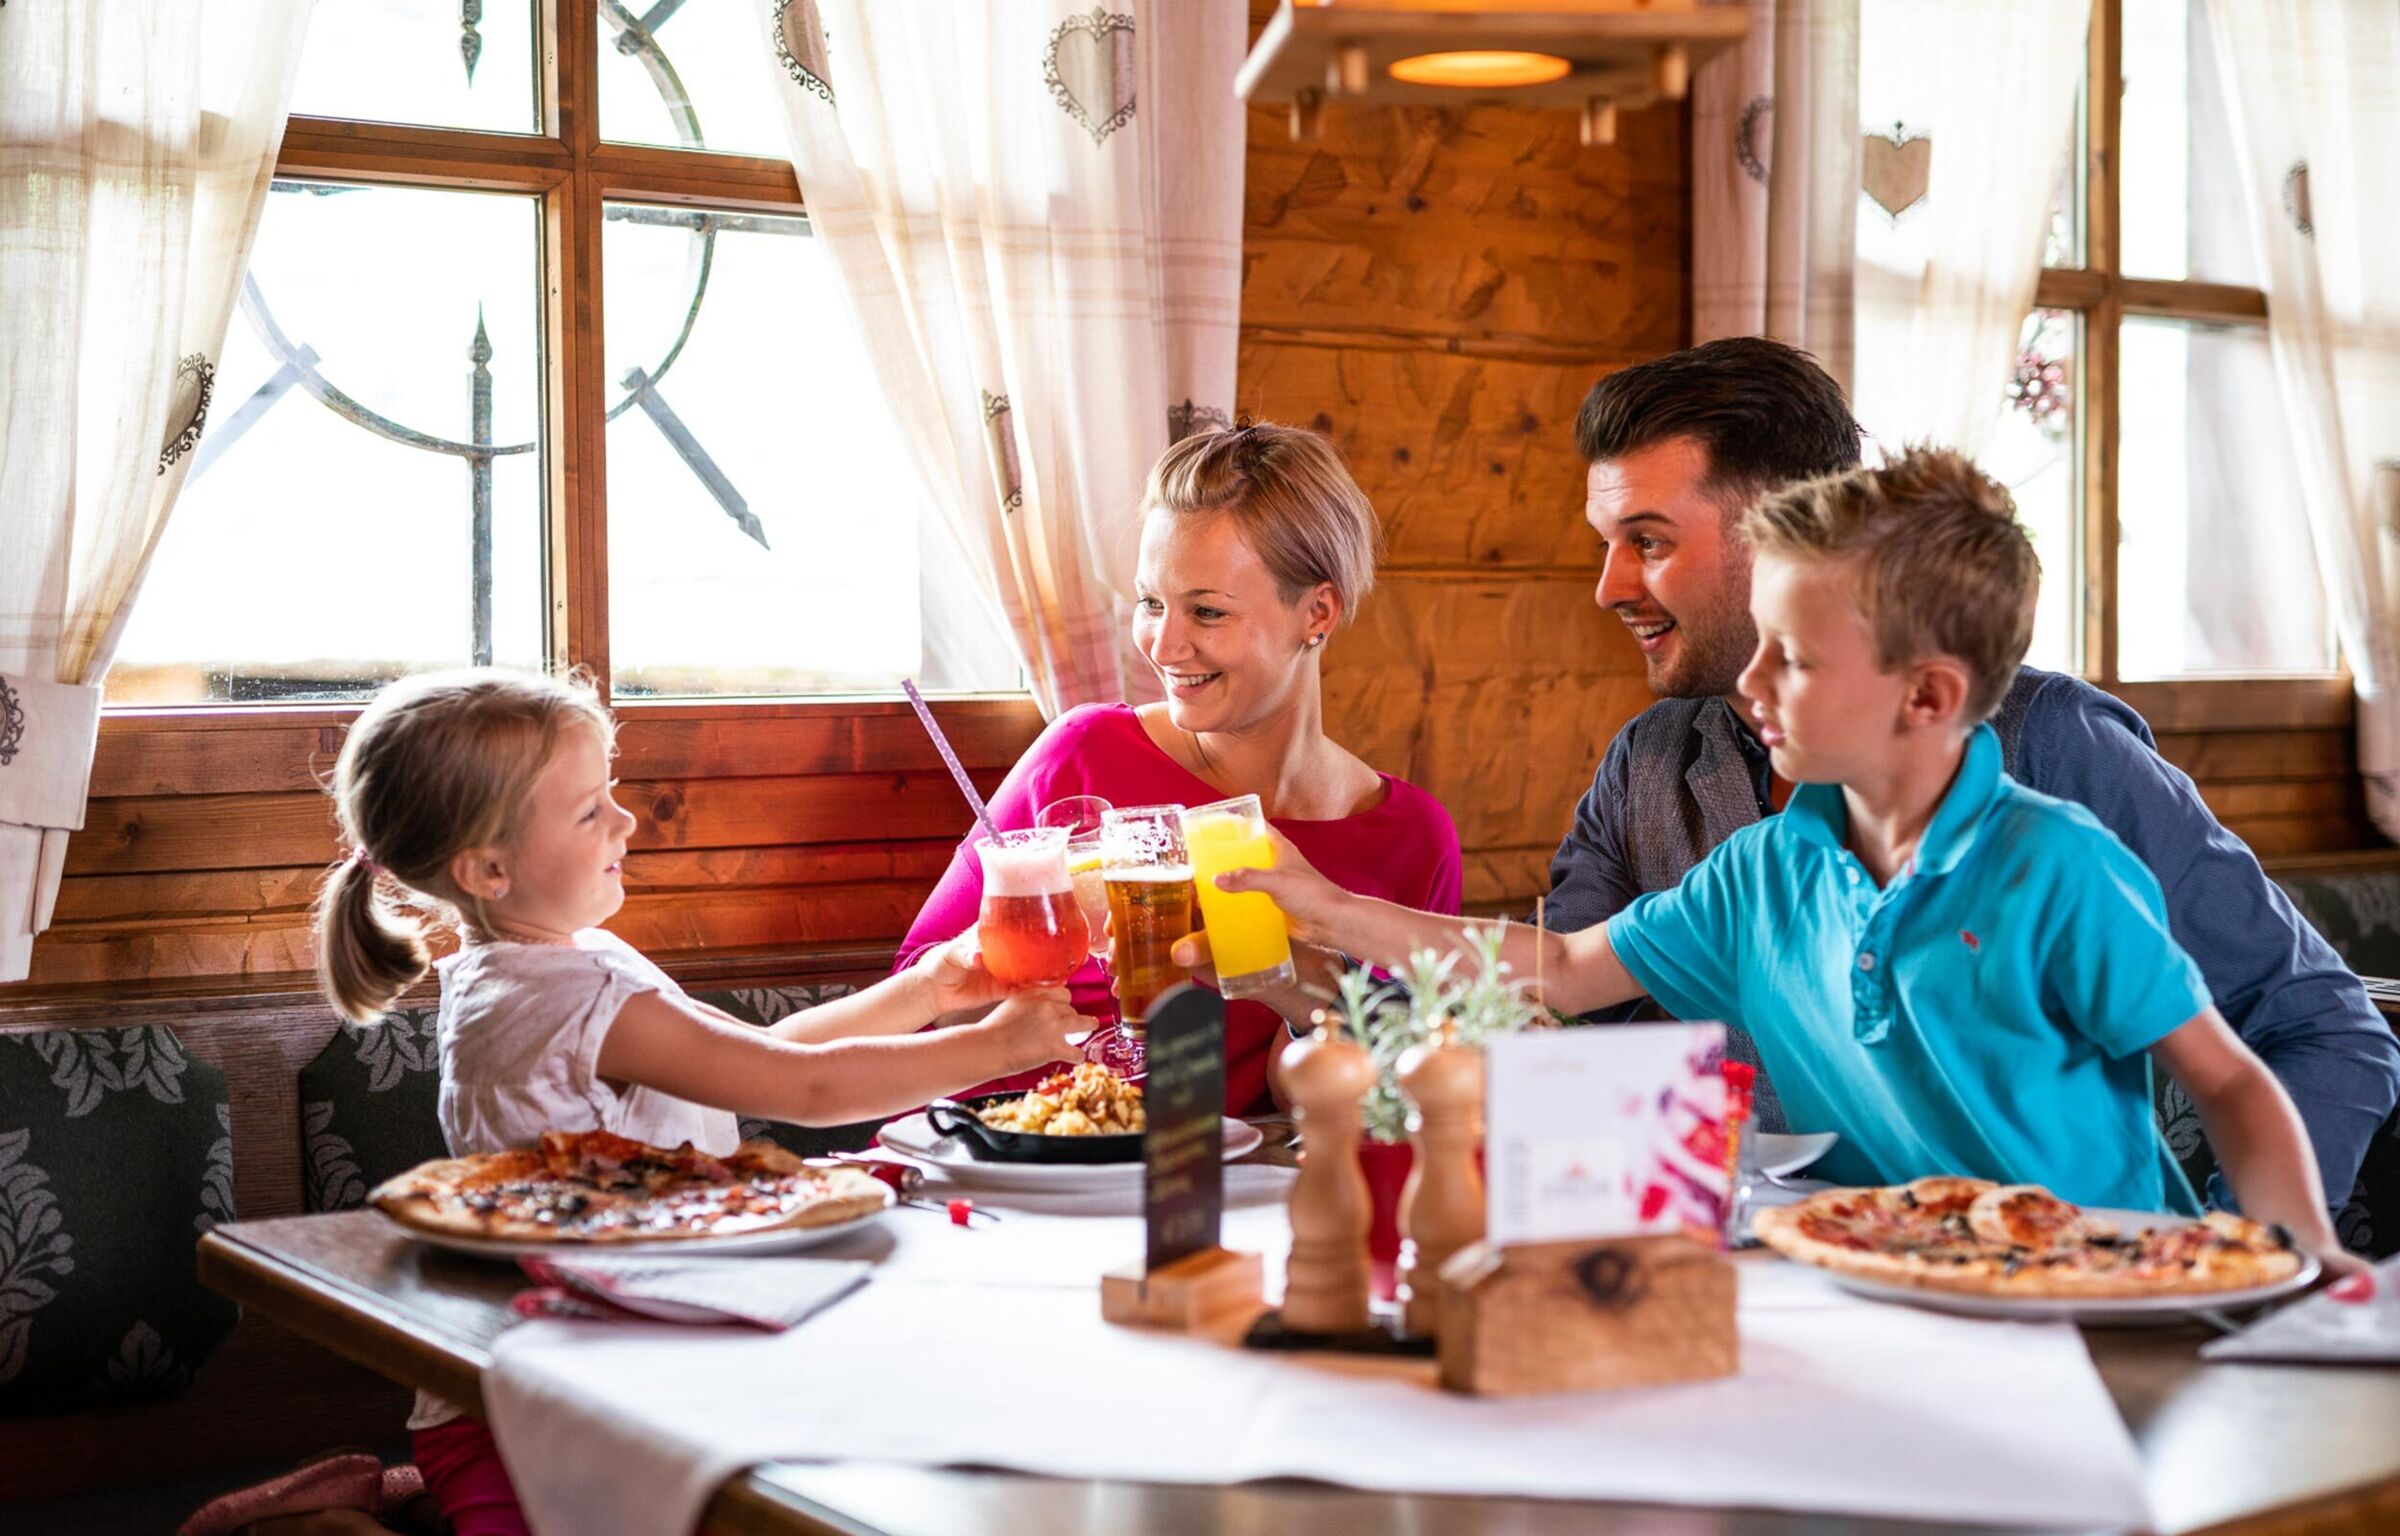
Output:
top-left (1544, 727), bottom-right (1641, 934)
top-left (2012, 676), bottom-right (2400, 1208)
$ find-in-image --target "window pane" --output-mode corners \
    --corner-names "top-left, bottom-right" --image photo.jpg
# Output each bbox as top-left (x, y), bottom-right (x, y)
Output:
top-left (289, 0), bottom-right (538, 136)
top-left (600, 0), bottom-right (789, 158)
top-left (111, 183), bottom-right (547, 705)
top-left (2116, 318), bottom-right (2330, 677)
top-left (2044, 76), bottom-right (2087, 269)
top-left (1989, 309), bottom-right (2082, 675)
top-left (2121, 0), bottom-right (2258, 284)
top-left (601, 204), bottom-right (1017, 697)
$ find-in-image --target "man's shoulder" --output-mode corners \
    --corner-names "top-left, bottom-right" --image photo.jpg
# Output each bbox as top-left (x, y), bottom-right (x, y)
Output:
top-left (1993, 667), bottom-right (2154, 768)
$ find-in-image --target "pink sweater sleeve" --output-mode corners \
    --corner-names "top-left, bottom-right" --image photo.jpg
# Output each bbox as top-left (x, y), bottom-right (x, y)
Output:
top-left (890, 708), bottom-right (1097, 975)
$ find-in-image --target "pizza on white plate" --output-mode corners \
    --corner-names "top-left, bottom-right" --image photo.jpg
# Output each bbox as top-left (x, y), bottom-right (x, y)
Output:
top-left (1752, 1176), bottom-right (2303, 1297)
top-left (371, 1128), bottom-right (889, 1245)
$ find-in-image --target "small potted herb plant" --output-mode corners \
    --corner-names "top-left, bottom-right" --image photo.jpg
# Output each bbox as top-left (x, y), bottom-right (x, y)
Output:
top-left (1322, 924), bottom-right (1550, 1278)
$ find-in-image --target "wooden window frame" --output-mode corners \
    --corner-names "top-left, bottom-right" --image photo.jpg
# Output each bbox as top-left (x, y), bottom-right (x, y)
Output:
top-left (102, 1), bottom-right (1045, 765)
top-left (2043, 0), bottom-right (2347, 731)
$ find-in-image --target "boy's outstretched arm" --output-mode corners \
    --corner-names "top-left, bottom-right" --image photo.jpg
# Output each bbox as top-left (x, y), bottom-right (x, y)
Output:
top-left (1215, 835), bottom-right (1645, 1015)
top-left (2152, 1008), bottom-right (2365, 1277)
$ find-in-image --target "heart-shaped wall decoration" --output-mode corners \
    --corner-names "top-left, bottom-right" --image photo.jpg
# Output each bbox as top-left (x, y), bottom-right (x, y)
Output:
top-left (1861, 123), bottom-right (1931, 219)
top-left (157, 353), bottom-right (213, 476)
top-left (1045, 8), bottom-right (1136, 147)
top-left (771, 0), bottom-right (834, 105)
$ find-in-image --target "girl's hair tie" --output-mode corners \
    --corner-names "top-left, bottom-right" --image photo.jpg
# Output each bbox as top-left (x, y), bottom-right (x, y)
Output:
top-left (350, 845), bottom-right (385, 878)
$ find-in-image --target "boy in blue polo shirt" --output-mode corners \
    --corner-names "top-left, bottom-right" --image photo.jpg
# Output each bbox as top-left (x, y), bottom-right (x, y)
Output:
top-left (1228, 447), bottom-right (2354, 1270)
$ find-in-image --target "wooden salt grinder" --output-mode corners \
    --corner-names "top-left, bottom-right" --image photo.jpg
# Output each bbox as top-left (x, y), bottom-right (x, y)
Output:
top-left (1279, 1012), bottom-right (1376, 1334)
top-left (1396, 1025), bottom-right (1483, 1339)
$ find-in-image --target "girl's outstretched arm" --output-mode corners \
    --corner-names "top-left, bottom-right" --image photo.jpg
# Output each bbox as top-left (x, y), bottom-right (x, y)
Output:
top-left (596, 984), bottom-right (1079, 1127)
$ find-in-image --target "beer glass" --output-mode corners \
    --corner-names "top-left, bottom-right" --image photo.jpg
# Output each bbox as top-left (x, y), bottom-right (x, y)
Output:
top-left (1098, 804), bottom-right (1197, 1030)
top-left (1179, 793), bottom-right (1296, 998)
top-left (975, 827), bottom-right (1089, 988)
top-left (1038, 796), bottom-right (1113, 962)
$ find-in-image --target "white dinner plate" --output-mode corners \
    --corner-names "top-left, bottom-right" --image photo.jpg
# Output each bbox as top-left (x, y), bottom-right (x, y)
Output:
top-left (388, 1200), bottom-right (892, 1263)
top-left (1818, 1206), bottom-right (2323, 1324)
top-left (1756, 1131), bottom-right (1838, 1180)
top-left (877, 1113), bottom-right (1264, 1190)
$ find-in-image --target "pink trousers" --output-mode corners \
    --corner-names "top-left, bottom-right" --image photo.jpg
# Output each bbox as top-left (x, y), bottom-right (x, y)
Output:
top-left (412, 1418), bottom-right (532, 1536)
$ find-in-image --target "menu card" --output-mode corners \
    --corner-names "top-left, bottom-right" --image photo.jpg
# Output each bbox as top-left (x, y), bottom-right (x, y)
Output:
top-left (1139, 984), bottom-right (1227, 1271)
top-left (1485, 1023), bottom-right (1730, 1246)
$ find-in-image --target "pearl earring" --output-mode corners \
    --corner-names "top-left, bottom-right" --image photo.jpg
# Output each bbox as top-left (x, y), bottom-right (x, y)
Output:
top-left (1306, 633), bottom-right (1324, 649)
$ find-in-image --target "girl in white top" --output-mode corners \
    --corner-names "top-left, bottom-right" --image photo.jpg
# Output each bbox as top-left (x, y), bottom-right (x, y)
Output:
top-left (313, 669), bottom-right (1081, 1536)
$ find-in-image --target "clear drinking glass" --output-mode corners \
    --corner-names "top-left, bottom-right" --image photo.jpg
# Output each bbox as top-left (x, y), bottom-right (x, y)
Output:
top-left (974, 827), bottom-right (1088, 989)
top-left (1099, 806), bottom-right (1198, 1031)
top-left (1179, 794), bottom-right (1296, 999)
top-left (1038, 796), bottom-right (1114, 961)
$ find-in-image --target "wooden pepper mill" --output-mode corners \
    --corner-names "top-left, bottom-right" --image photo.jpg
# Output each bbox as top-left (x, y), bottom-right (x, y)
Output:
top-left (1278, 1010), bottom-right (1376, 1334)
top-left (1396, 1023), bottom-right (1484, 1339)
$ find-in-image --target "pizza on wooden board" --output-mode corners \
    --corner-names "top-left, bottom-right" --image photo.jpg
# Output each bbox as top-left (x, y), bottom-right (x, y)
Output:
top-left (372, 1129), bottom-right (890, 1244)
top-left (1752, 1177), bottom-right (2303, 1297)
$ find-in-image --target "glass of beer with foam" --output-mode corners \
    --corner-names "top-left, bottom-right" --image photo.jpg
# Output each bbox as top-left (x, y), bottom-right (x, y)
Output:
top-left (975, 827), bottom-right (1089, 988)
top-left (1099, 804), bottom-right (1198, 1030)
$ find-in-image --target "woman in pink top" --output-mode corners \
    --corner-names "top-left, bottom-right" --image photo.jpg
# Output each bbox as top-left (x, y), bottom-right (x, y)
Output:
top-left (897, 425), bottom-right (1464, 1116)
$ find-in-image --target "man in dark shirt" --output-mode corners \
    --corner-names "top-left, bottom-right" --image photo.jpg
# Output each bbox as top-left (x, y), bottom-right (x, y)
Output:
top-left (1546, 337), bottom-right (2399, 1210)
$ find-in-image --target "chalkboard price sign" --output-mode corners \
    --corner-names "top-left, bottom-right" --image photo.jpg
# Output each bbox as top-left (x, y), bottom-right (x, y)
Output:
top-left (1139, 983), bottom-right (1226, 1273)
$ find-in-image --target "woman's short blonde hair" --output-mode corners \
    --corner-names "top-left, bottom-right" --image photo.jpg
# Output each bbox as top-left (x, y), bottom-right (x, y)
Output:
top-left (1142, 424), bottom-right (1383, 623)
top-left (1741, 446), bottom-right (2040, 723)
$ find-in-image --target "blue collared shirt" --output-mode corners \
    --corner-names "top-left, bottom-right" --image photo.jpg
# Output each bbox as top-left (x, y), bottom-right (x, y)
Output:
top-left (1547, 666), bottom-right (2399, 1211)
top-left (1610, 724), bottom-right (2211, 1213)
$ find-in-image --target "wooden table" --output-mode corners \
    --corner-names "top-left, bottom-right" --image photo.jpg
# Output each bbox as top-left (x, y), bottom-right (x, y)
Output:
top-left (198, 1213), bottom-right (2400, 1536)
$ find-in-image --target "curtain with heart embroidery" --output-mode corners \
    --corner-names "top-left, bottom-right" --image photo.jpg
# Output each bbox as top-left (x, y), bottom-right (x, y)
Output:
top-left (0, 1), bottom-right (315, 981)
top-left (1851, 0), bottom-right (2090, 459)
top-left (2207, 0), bottom-right (2400, 840)
top-left (1691, 0), bottom-right (1861, 394)
top-left (756, 1), bottom-right (1246, 716)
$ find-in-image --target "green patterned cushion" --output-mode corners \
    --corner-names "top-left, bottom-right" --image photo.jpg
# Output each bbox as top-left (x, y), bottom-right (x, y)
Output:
top-left (0, 1026), bottom-right (239, 1415)
top-left (297, 1007), bottom-right (445, 1213)
top-left (2274, 871), bottom-right (2400, 979)
top-left (693, 984), bottom-right (884, 1157)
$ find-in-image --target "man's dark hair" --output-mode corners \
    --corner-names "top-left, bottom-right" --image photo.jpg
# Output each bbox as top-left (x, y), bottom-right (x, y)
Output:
top-left (1574, 337), bottom-right (1864, 506)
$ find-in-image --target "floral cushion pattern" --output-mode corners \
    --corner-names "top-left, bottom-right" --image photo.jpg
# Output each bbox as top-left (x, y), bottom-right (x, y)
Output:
top-left (694, 985), bottom-right (886, 1158)
top-left (2275, 871), bottom-right (2400, 982)
top-left (0, 1026), bottom-right (240, 1414)
top-left (2270, 869), bottom-right (2400, 1258)
top-left (297, 1008), bottom-right (446, 1214)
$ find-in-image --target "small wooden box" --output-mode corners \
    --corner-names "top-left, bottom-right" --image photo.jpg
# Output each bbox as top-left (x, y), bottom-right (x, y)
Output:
top-left (1101, 1247), bottom-right (1265, 1332)
top-left (1436, 1234), bottom-right (1737, 1396)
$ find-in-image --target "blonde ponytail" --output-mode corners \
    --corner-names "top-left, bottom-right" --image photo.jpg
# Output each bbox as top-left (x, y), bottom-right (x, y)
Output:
top-left (313, 668), bottom-right (612, 1023)
top-left (315, 852), bottom-right (433, 1024)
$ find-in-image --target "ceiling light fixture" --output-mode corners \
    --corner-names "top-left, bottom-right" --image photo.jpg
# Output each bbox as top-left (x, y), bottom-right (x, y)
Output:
top-left (1238, 1), bottom-right (1748, 146)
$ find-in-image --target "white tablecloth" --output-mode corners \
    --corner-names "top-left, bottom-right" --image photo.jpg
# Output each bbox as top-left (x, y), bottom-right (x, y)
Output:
top-left (484, 1203), bottom-right (2151, 1536)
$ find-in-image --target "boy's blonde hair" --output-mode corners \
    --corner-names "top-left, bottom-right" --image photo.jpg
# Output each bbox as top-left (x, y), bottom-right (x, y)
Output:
top-left (1142, 424), bottom-right (1383, 624)
top-left (1742, 446), bottom-right (2039, 723)
top-left (314, 669), bottom-right (614, 1023)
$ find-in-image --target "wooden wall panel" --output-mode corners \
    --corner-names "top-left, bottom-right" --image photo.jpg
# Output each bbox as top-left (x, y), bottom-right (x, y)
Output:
top-left (1241, 104), bottom-right (1685, 358)
top-left (1238, 342), bottom-right (1615, 569)
top-left (1243, 78), bottom-right (1686, 919)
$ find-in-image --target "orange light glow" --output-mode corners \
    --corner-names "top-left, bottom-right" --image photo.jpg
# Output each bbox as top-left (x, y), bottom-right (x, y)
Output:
top-left (1386, 50), bottom-right (1573, 88)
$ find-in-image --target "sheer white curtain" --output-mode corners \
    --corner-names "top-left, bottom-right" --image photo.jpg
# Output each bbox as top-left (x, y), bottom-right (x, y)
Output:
top-left (756, 1), bottom-right (1246, 716)
top-left (0, 0), bottom-right (314, 981)
top-left (2209, 0), bottom-right (2400, 840)
top-left (1691, 0), bottom-right (1860, 393)
top-left (1853, 0), bottom-right (2090, 458)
